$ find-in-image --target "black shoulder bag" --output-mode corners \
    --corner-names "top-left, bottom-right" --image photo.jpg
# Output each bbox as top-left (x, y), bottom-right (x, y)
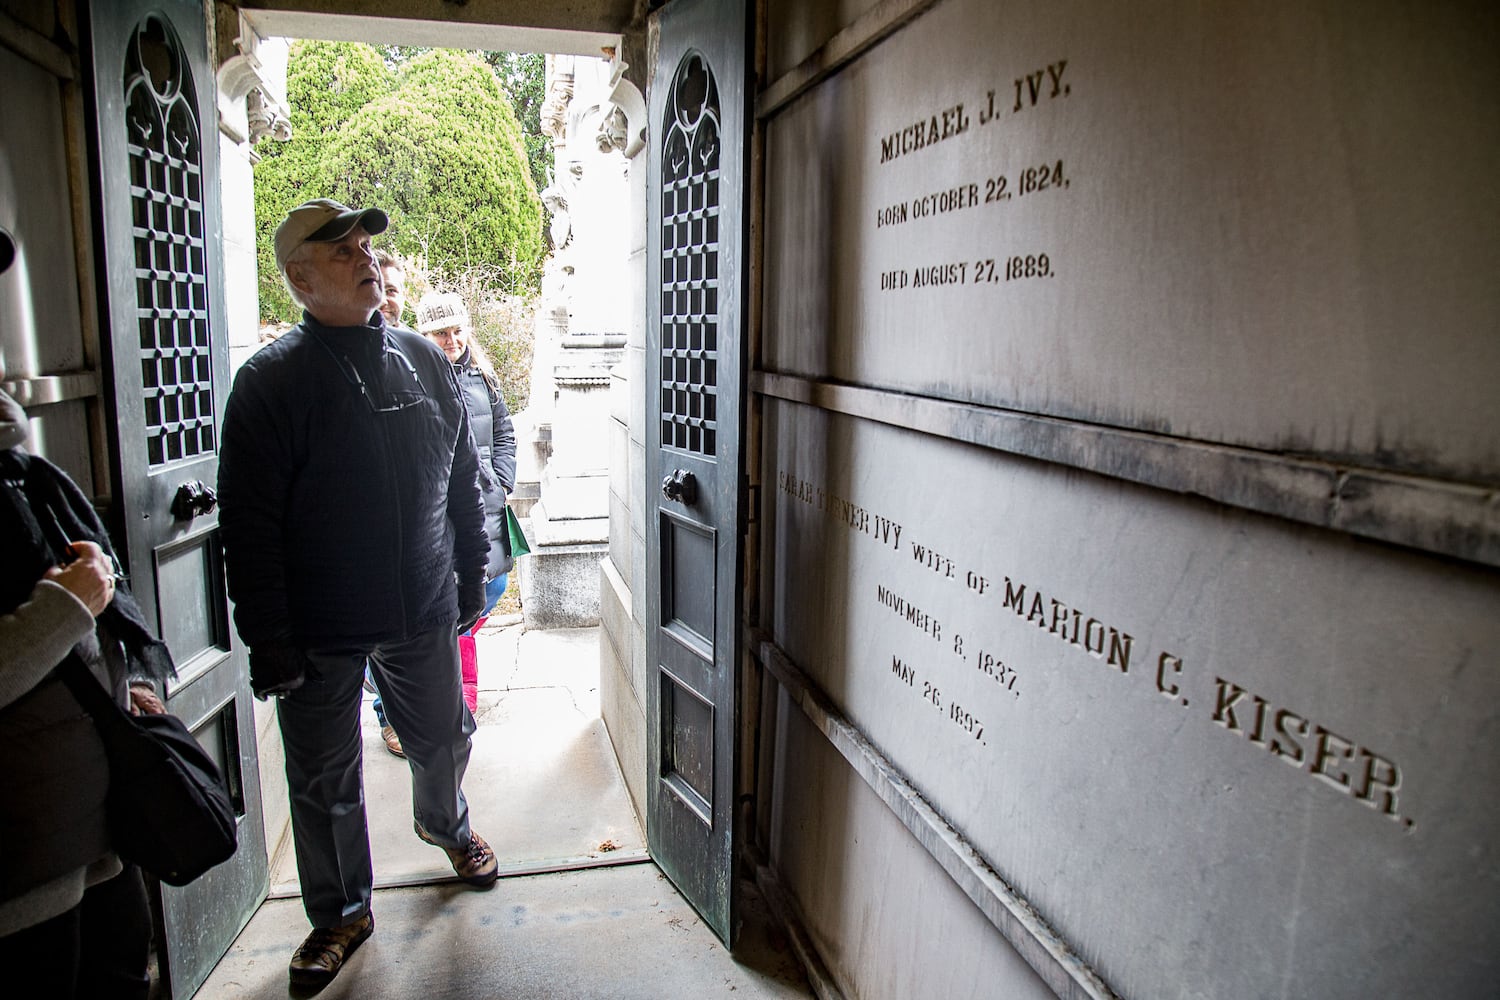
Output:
top-left (58, 658), bottom-right (238, 886)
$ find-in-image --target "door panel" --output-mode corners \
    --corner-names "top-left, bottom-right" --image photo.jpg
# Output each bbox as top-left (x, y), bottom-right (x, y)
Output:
top-left (646, 0), bottom-right (750, 945)
top-left (84, 2), bottom-right (268, 996)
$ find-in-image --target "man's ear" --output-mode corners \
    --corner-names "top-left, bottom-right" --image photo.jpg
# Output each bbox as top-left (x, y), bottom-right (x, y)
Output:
top-left (285, 262), bottom-right (311, 298)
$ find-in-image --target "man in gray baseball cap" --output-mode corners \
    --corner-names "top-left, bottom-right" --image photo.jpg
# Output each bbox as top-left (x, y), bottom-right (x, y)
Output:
top-left (273, 197), bottom-right (389, 271)
top-left (219, 198), bottom-right (495, 988)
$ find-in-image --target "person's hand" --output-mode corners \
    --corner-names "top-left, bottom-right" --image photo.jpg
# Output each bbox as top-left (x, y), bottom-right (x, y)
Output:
top-left (43, 540), bottom-right (114, 616)
top-left (129, 682), bottom-right (166, 715)
top-left (457, 576), bottom-right (487, 634)
top-left (248, 640), bottom-right (309, 700)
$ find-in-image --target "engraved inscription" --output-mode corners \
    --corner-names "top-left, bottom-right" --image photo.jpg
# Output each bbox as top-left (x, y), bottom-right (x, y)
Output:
top-left (912, 261), bottom-right (968, 288)
top-left (875, 183), bottom-right (981, 229)
top-left (886, 653), bottom-right (988, 746)
top-left (974, 647), bottom-right (1020, 693)
top-left (879, 102), bottom-right (971, 164)
top-left (777, 469), bottom-right (816, 504)
top-left (979, 59), bottom-right (1070, 124)
top-left (876, 584), bottom-right (943, 642)
top-left (879, 254), bottom-right (1058, 292)
top-left (1000, 575), bottom-right (1134, 673)
top-left (874, 160), bottom-right (1070, 232)
top-left (1004, 253), bottom-right (1053, 281)
top-left (911, 540), bottom-right (957, 578)
top-left (777, 471), bottom-right (903, 550)
top-left (948, 699), bottom-right (985, 741)
top-left (1017, 160), bottom-right (1067, 195)
top-left (779, 466), bottom-right (1414, 827)
top-left (871, 59), bottom-right (1074, 293)
top-left (892, 654), bottom-right (915, 686)
top-left (1210, 677), bottom-right (1407, 824)
top-left (876, 58), bottom-right (1072, 164)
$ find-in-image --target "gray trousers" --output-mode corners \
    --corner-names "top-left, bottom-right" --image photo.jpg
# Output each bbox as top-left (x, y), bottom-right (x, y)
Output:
top-left (277, 623), bottom-right (475, 928)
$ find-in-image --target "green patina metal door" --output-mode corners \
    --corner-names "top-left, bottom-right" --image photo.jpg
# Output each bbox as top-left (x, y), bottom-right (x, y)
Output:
top-left (85, 1), bottom-right (268, 994)
top-left (644, 0), bottom-right (752, 945)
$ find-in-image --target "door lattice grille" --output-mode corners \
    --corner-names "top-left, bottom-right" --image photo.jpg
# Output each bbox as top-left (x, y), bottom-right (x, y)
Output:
top-left (124, 16), bottom-right (214, 468)
top-left (660, 52), bottom-right (720, 457)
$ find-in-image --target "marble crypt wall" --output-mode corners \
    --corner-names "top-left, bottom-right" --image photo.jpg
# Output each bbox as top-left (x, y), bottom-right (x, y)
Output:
top-left (752, 2), bottom-right (1499, 998)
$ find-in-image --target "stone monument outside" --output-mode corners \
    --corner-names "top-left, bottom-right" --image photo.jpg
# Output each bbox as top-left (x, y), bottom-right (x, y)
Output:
top-left (517, 53), bottom-right (633, 628)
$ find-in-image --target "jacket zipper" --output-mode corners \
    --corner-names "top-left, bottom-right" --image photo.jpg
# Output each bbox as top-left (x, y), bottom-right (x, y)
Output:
top-left (373, 339), bottom-right (408, 635)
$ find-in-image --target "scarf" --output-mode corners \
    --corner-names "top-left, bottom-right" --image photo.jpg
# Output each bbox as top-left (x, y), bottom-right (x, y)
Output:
top-left (0, 389), bottom-right (175, 682)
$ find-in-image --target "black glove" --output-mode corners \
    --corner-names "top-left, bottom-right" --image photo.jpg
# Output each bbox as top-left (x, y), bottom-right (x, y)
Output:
top-left (248, 639), bottom-right (309, 700)
top-left (457, 576), bottom-right (488, 635)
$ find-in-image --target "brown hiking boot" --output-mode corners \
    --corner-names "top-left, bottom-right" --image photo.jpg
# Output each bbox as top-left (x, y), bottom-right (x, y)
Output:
top-left (380, 724), bottom-right (404, 758)
top-left (414, 822), bottom-right (499, 887)
top-left (288, 911), bottom-right (373, 988)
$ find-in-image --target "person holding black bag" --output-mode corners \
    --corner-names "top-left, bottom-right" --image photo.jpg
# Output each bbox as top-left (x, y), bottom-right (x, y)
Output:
top-left (0, 368), bottom-right (174, 998)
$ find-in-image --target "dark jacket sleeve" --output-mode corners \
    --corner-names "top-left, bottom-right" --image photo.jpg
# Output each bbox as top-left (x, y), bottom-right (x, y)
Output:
top-left (490, 392), bottom-right (517, 495)
top-left (217, 360), bottom-right (294, 646)
top-left (443, 366), bottom-right (489, 586)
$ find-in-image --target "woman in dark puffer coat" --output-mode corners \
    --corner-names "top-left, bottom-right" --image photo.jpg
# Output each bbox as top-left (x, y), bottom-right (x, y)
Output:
top-left (415, 292), bottom-right (518, 718)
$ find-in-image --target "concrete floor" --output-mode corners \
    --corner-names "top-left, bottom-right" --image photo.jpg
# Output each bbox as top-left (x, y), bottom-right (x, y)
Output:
top-left (197, 626), bottom-right (814, 999)
top-left (269, 626), bottom-right (647, 893)
top-left (200, 865), bottom-right (812, 999)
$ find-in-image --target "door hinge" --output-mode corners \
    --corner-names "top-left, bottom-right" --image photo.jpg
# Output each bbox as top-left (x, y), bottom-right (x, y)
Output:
top-left (743, 477), bottom-right (759, 523)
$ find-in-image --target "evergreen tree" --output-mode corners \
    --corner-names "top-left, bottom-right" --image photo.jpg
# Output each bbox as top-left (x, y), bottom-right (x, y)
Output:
top-left (252, 41), bottom-right (392, 321)
top-left (253, 44), bottom-right (544, 323)
top-left (485, 51), bottom-right (551, 195)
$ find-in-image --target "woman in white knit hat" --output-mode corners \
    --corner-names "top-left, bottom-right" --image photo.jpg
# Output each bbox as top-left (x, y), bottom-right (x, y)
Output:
top-left (368, 290), bottom-right (518, 756)
top-left (413, 292), bottom-right (516, 726)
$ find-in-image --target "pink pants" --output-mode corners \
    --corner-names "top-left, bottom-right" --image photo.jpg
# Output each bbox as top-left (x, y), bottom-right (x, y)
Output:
top-left (458, 616), bottom-right (486, 713)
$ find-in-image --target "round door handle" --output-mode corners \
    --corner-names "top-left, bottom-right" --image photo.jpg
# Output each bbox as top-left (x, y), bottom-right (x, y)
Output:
top-left (661, 469), bottom-right (698, 506)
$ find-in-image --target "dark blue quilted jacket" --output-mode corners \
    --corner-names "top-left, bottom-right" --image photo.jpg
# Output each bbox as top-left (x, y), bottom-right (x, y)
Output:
top-left (218, 314), bottom-right (487, 648)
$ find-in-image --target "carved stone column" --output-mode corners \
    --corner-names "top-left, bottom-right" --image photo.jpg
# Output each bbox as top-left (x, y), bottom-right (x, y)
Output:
top-left (214, 10), bottom-right (288, 374)
top-left (519, 54), bottom-right (633, 629)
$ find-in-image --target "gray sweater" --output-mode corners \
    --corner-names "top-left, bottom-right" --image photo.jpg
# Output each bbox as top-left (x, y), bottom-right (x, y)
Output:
top-left (0, 391), bottom-right (121, 936)
top-left (0, 580), bottom-right (120, 937)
